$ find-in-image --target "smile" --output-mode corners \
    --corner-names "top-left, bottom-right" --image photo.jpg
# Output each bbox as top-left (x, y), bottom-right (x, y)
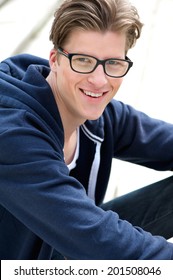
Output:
top-left (82, 90), bottom-right (104, 98)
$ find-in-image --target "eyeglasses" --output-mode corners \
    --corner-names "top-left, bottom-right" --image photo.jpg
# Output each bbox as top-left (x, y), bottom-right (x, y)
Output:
top-left (58, 47), bottom-right (133, 78)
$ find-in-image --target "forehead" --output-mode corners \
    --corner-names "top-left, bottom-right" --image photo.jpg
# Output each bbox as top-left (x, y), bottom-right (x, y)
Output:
top-left (64, 30), bottom-right (126, 58)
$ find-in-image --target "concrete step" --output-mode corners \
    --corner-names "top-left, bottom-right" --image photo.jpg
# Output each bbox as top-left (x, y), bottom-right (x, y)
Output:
top-left (0, 0), bottom-right (60, 61)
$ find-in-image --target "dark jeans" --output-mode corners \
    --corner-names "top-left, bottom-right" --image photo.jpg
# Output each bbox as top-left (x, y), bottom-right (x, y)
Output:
top-left (101, 175), bottom-right (173, 239)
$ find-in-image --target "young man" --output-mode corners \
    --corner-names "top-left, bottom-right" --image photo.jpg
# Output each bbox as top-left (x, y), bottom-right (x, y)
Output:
top-left (0, 0), bottom-right (173, 260)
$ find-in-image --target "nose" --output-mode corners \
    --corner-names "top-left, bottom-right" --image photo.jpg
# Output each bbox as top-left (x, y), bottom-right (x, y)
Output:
top-left (87, 65), bottom-right (108, 87)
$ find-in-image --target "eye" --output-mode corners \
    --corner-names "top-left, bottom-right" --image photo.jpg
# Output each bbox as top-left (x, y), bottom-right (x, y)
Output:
top-left (107, 60), bottom-right (119, 66)
top-left (74, 56), bottom-right (93, 64)
top-left (106, 59), bottom-right (126, 69)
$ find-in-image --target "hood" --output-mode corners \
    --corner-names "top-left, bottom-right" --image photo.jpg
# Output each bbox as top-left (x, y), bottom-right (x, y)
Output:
top-left (0, 54), bottom-right (64, 149)
top-left (0, 54), bottom-right (63, 132)
top-left (0, 53), bottom-right (49, 80)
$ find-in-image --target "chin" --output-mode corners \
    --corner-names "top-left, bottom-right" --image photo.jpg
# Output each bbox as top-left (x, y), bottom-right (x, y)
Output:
top-left (87, 113), bottom-right (103, 121)
top-left (83, 108), bottom-right (105, 121)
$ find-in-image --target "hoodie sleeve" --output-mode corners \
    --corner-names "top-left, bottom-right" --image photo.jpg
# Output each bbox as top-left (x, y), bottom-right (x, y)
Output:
top-left (108, 99), bottom-right (173, 170)
top-left (0, 107), bottom-right (173, 260)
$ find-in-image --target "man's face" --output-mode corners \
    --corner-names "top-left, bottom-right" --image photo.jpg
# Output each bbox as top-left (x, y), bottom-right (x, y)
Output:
top-left (49, 30), bottom-right (127, 124)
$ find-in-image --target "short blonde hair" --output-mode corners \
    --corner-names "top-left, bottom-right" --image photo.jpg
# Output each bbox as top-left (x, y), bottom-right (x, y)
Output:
top-left (50, 0), bottom-right (143, 53)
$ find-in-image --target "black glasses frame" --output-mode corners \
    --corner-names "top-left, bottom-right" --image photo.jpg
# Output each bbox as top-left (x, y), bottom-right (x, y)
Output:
top-left (58, 47), bottom-right (133, 78)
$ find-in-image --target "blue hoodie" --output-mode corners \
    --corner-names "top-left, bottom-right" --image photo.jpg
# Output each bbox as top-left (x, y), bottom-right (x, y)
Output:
top-left (0, 54), bottom-right (173, 259)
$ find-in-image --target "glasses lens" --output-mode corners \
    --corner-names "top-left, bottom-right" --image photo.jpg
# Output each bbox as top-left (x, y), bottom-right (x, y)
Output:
top-left (105, 59), bottom-right (129, 77)
top-left (71, 55), bottom-right (97, 73)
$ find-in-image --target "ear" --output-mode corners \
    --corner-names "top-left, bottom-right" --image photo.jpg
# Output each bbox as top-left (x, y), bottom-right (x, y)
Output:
top-left (49, 49), bottom-right (58, 72)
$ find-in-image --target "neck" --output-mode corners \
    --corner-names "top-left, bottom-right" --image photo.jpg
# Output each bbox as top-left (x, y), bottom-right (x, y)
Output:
top-left (46, 72), bottom-right (83, 137)
top-left (63, 126), bottom-right (78, 165)
top-left (46, 72), bottom-right (81, 164)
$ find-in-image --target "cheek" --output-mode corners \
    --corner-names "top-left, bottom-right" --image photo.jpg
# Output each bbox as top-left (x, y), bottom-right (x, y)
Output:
top-left (57, 69), bottom-right (76, 95)
top-left (59, 63), bottom-right (77, 83)
top-left (112, 78), bottom-right (123, 94)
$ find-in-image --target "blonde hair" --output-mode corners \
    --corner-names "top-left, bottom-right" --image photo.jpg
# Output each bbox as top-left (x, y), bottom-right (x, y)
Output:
top-left (50, 0), bottom-right (143, 53)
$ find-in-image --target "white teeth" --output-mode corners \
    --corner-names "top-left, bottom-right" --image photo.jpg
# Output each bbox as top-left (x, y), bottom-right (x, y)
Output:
top-left (83, 90), bottom-right (103, 98)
